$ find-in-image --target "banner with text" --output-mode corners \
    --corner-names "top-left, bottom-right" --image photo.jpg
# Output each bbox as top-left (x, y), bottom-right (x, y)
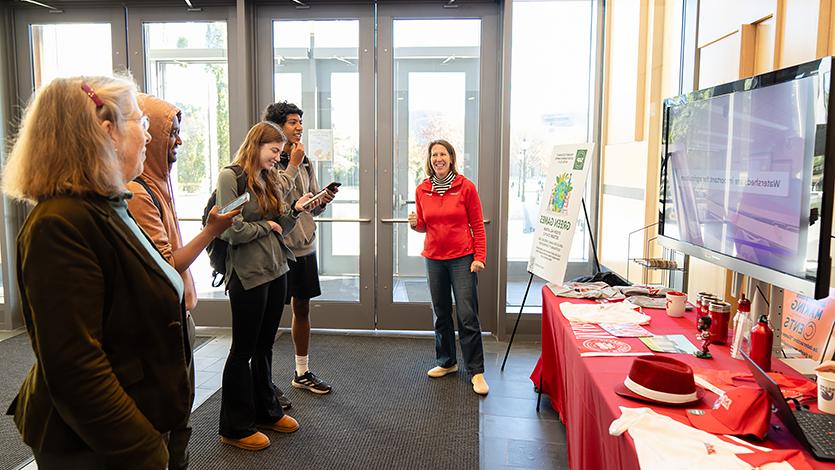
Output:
top-left (781, 290), bottom-right (835, 361)
top-left (527, 143), bottom-right (594, 284)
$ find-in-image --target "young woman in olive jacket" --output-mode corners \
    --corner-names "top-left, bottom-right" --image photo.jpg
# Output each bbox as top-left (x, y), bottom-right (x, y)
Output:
top-left (216, 121), bottom-right (314, 451)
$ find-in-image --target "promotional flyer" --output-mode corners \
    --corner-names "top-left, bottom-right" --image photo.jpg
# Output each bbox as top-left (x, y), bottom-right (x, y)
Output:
top-left (527, 143), bottom-right (594, 283)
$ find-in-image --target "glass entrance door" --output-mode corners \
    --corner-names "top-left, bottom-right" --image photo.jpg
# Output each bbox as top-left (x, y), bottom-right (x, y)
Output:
top-left (256, 2), bottom-right (499, 331)
top-left (257, 5), bottom-right (375, 329)
top-left (376, 4), bottom-right (500, 331)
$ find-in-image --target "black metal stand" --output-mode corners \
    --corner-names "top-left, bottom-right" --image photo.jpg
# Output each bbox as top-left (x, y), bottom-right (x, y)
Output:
top-left (501, 198), bottom-right (600, 373)
top-left (582, 198), bottom-right (601, 274)
top-left (501, 271), bottom-right (534, 372)
top-left (500, 198), bottom-right (601, 413)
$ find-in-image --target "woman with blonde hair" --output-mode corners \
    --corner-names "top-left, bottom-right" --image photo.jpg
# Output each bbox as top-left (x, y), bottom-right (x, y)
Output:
top-left (217, 121), bottom-right (313, 450)
top-left (3, 75), bottom-right (191, 469)
top-left (408, 139), bottom-right (489, 395)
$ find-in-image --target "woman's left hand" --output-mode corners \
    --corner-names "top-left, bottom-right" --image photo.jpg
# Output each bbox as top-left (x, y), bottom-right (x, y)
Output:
top-left (470, 260), bottom-right (485, 273)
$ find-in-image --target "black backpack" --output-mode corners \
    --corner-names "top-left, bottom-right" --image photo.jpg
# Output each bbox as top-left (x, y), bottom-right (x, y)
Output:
top-left (202, 164), bottom-right (247, 287)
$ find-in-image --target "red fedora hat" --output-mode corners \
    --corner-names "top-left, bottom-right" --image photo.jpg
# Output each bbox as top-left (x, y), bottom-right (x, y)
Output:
top-left (615, 355), bottom-right (704, 406)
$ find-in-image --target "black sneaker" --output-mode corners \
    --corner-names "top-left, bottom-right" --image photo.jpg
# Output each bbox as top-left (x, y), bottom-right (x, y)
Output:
top-left (276, 388), bottom-right (292, 410)
top-left (291, 371), bottom-right (332, 394)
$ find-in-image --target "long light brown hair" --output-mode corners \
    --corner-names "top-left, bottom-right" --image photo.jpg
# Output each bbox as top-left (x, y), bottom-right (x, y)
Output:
top-left (3, 75), bottom-right (139, 203)
top-left (232, 121), bottom-right (289, 215)
top-left (424, 139), bottom-right (459, 178)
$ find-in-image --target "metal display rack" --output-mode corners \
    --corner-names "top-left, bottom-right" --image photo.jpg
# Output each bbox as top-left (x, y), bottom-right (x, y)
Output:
top-left (626, 222), bottom-right (689, 291)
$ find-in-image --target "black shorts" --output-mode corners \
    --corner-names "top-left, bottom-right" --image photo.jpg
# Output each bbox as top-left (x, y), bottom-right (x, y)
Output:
top-left (285, 252), bottom-right (322, 304)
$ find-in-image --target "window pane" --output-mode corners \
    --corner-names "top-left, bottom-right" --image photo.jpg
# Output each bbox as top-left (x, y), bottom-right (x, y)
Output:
top-left (30, 24), bottom-right (112, 89)
top-left (274, 20), bottom-right (361, 303)
top-left (506, 0), bottom-right (595, 310)
top-left (392, 19), bottom-right (481, 303)
top-left (144, 21), bottom-right (229, 298)
top-left (275, 73), bottom-right (302, 105)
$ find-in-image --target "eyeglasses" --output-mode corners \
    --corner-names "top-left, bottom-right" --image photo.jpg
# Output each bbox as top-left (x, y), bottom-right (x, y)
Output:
top-left (127, 115), bottom-right (151, 132)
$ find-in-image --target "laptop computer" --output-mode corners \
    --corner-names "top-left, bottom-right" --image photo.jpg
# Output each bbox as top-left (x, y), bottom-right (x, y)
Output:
top-left (742, 352), bottom-right (835, 461)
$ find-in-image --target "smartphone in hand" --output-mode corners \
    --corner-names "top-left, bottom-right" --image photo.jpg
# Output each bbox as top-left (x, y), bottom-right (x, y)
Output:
top-left (219, 192), bottom-right (250, 215)
top-left (302, 182), bottom-right (341, 209)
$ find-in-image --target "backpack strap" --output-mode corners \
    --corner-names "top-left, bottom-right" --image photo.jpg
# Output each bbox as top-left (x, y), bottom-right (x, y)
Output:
top-left (132, 176), bottom-right (164, 222)
top-left (225, 164), bottom-right (247, 196)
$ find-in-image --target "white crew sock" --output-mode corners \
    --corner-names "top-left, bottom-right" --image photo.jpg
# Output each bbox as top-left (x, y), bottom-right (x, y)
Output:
top-left (295, 355), bottom-right (309, 376)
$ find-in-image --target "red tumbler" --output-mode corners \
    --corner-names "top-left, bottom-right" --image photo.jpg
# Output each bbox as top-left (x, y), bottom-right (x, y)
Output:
top-left (749, 315), bottom-right (773, 372)
top-left (708, 301), bottom-right (731, 345)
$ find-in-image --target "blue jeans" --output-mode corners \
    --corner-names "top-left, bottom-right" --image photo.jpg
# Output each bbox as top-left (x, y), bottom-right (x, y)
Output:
top-left (425, 254), bottom-right (485, 375)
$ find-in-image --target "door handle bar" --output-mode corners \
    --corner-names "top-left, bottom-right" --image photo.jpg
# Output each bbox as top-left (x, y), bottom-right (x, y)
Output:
top-left (381, 218), bottom-right (491, 224)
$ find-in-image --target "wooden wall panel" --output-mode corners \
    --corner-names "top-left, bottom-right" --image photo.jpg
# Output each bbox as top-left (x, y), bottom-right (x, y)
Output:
top-left (754, 16), bottom-right (776, 74)
top-left (779, 0), bottom-right (821, 67)
top-left (606, 0), bottom-right (642, 144)
top-left (660, 0), bottom-right (682, 99)
top-left (698, 0), bottom-right (776, 46)
top-left (697, 33), bottom-right (741, 88)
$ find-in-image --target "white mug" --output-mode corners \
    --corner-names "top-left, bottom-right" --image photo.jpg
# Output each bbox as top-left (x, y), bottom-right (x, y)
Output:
top-left (817, 371), bottom-right (835, 414)
top-left (665, 291), bottom-right (687, 318)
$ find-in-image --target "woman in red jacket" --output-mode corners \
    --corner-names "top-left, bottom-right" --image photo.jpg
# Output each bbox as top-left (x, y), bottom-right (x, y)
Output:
top-left (408, 139), bottom-right (489, 395)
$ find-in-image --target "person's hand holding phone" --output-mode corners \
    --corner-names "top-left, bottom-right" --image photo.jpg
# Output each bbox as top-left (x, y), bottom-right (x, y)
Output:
top-left (295, 192), bottom-right (316, 213)
top-left (205, 205), bottom-right (240, 237)
top-left (408, 211), bottom-right (418, 228)
top-left (320, 186), bottom-right (338, 205)
top-left (318, 182), bottom-right (340, 207)
top-left (289, 142), bottom-right (305, 167)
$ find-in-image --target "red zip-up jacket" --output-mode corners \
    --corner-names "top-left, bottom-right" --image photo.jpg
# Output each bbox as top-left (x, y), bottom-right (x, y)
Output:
top-left (413, 174), bottom-right (486, 263)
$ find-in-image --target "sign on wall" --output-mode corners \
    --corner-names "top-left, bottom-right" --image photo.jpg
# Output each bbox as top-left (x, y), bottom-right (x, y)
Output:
top-left (527, 143), bottom-right (595, 284)
top-left (307, 129), bottom-right (334, 162)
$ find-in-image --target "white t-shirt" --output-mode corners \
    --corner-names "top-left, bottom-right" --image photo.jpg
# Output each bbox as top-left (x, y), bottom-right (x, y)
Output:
top-left (609, 407), bottom-right (796, 470)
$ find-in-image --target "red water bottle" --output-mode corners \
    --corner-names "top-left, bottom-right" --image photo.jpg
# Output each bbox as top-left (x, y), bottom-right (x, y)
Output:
top-left (750, 315), bottom-right (773, 372)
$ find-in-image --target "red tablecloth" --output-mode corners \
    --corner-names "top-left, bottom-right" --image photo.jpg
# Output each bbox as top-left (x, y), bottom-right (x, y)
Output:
top-left (530, 286), bottom-right (835, 470)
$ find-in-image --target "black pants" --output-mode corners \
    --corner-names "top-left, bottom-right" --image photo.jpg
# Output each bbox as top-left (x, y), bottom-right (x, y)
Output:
top-left (166, 313), bottom-right (195, 469)
top-left (219, 272), bottom-right (287, 439)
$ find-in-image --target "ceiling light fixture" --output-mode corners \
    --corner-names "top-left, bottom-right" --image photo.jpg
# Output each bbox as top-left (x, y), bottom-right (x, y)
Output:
top-left (444, 0), bottom-right (458, 8)
top-left (292, 0), bottom-right (310, 8)
top-left (20, 0), bottom-right (60, 10)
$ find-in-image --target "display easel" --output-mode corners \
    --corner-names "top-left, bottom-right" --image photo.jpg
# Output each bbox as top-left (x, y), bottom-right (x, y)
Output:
top-left (501, 199), bottom-right (601, 411)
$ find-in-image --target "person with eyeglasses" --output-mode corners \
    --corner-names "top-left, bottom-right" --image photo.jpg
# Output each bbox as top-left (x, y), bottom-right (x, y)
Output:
top-left (125, 94), bottom-right (238, 469)
top-left (3, 76), bottom-right (193, 469)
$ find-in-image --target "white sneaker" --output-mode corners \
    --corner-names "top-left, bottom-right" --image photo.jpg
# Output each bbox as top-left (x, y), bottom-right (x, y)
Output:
top-left (427, 364), bottom-right (459, 378)
top-left (471, 373), bottom-right (489, 395)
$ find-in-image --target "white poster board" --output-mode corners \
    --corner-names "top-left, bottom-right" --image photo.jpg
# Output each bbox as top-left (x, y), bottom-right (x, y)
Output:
top-left (527, 143), bottom-right (595, 284)
top-left (307, 129), bottom-right (333, 162)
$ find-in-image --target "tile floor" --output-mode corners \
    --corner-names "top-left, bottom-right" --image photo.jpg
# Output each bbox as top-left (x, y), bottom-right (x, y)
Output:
top-left (10, 329), bottom-right (567, 470)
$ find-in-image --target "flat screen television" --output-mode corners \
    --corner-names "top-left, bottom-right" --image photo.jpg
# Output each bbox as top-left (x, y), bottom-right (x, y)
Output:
top-left (658, 57), bottom-right (835, 299)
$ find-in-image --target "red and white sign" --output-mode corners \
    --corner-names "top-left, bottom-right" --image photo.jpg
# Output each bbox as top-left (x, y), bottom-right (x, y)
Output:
top-left (571, 323), bottom-right (653, 357)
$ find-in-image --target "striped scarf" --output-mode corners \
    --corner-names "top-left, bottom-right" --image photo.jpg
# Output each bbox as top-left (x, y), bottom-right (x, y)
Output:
top-left (430, 172), bottom-right (456, 195)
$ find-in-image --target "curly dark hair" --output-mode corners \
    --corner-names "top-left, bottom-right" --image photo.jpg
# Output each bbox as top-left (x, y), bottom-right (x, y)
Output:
top-left (263, 101), bottom-right (304, 126)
